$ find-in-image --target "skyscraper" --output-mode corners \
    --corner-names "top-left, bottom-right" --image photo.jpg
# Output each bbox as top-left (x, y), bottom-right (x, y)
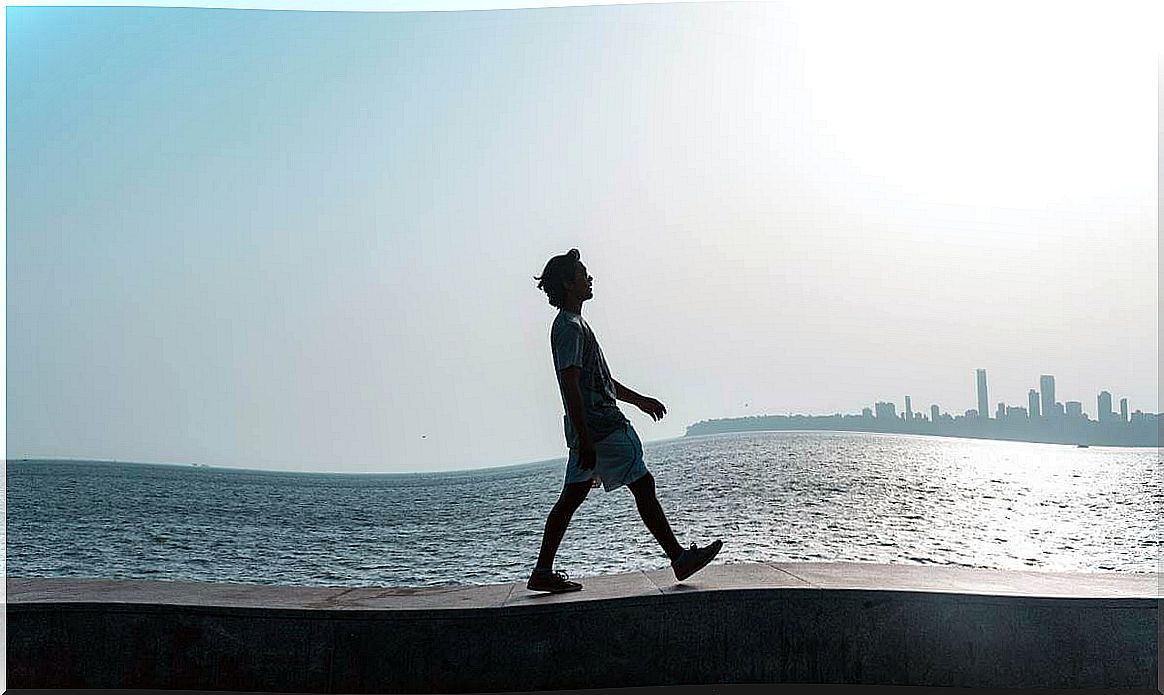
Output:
top-left (1028, 389), bottom-right (1040, 419)
top-left (1120, 398), bottom-right (1128, 423)
top-left (1065, 401), bottom-right (1083, 419)
top-left (930, 404), bottom-right (940, 422)
top-left (976, 369), bottom-right (989, 419)
top-left (904, 396), bottom-right (912, 421)
top-left (1040, 375), bottom-right (1055, 419)
top-left (1098, 391), bottom-right (1113, 422)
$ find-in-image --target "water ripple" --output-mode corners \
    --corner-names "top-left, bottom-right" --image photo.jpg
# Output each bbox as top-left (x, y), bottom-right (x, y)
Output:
top-left (6, 432), bottom-right (1159, 586)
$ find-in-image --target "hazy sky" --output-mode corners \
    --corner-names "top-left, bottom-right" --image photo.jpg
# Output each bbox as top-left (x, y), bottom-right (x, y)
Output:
top-left (6, 1), bottom-right (1159, 473)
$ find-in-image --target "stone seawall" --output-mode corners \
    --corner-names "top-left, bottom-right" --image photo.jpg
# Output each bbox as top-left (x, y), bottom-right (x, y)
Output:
top-left (6, 562), bottom-right (1158, 691)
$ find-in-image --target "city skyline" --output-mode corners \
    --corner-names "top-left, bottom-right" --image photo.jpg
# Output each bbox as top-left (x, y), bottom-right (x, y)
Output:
top-left (887, 368), bottom-right (1154, 424)
top-left (689, 366), bottom-right (1159, 447)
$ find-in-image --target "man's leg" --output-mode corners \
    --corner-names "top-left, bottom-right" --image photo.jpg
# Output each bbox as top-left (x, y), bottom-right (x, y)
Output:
top-left (626, 472), bottom-right (685, 562)
top-left (534, 481), bottom-right (593, 570)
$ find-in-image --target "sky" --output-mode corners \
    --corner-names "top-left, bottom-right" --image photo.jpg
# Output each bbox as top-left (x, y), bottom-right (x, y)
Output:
top-left (5, 0), bottom-right (1159, 473)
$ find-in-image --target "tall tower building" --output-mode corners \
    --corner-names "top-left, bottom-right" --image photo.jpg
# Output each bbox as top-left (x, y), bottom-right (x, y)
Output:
top-left (976, 369), bottom-right (989, 419)
top-left (1098, 391), bottom-right (1112, 423)
top-left (1028, 389), bottom-right (1040, 419)
top-left (931, 404), bottom-right (940, 422)
top-left (1120, 398), bottom-right (1128, 423)
top-left (904, 396), bottom-right (913, 421)
top-left (1040, 375), bottom-right (1055, 419)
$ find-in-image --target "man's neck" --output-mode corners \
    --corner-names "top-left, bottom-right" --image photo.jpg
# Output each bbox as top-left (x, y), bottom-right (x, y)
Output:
top-left (561, 299), bottom-right (583, 315)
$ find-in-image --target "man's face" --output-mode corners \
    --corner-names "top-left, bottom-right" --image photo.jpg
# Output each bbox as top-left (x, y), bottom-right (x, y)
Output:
top-left (567, 262), bottom-right (593, 301)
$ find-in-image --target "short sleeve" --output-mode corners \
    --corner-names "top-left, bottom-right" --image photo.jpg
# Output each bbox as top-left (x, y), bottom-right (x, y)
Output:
top-left (551, 320), bottom-right (584, 372)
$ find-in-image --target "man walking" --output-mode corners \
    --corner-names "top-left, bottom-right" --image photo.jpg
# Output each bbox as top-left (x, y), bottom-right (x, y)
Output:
top-left (528, 248), bottom-right (722, 593)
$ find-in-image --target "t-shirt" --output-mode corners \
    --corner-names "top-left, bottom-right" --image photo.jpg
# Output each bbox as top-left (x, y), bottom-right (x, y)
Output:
top-left (550, 309), bottom-right (629, 448)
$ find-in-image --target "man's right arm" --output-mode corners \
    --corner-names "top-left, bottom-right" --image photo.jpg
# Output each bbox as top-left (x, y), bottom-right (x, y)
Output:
top-left (558, 367), bottom-right (597, 469)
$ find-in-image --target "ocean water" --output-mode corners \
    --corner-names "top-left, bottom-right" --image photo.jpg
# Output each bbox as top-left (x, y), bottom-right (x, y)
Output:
top-left (5, 431), bottom-right (1159, 587)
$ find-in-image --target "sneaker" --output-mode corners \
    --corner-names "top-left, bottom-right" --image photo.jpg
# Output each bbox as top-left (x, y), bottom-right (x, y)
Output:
top-left (526, 568), bottom-right (583, 593)
top-left (671, 540), bottom-right (723, 581)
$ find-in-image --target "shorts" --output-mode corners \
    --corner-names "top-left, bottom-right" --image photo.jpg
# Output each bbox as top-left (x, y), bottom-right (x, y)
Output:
top-left (564, 422), bottom-right (650, 492)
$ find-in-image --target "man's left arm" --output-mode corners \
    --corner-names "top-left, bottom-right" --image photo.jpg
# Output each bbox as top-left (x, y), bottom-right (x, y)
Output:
top-left (613, 378), bottom-right (667, 422)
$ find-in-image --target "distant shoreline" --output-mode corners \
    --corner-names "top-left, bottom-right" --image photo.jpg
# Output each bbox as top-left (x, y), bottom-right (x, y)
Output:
top-left (3, 456), bottom-right (568, 477)
top-left (685, 414), bottom-right (1161, 447)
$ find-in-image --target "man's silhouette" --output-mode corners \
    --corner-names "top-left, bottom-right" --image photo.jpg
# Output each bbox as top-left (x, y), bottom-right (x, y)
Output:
top-left (528, 248), bottom-right (722, 593)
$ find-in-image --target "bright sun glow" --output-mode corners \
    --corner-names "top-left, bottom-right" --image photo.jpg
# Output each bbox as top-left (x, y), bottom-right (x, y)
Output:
top-left (783, 1), bottom-right (1159, 211)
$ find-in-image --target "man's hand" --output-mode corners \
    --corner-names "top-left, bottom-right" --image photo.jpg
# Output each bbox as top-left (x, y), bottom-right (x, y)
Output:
top-left (635, 396), bottom-right (667, 422)
top-left (614, 379), bottom-right (666, 422)
top-left (578, 439), bottom-right (597, 470)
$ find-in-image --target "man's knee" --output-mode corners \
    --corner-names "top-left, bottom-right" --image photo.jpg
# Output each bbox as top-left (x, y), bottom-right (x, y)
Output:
top-left (628, 471), bottom-right (655, 500)
top-left (556, 481), bottom-right (591, 511)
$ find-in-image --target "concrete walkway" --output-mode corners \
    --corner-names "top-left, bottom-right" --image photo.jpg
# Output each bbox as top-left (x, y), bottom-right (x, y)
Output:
top-left (6, 562), bottom-right (1159, 691)
top-left (8, 561), bottom-right (1156, 609)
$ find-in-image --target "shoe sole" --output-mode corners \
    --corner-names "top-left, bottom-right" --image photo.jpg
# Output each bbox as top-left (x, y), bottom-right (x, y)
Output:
top-left (673, 539), bottom-right (723, 581)
top-left (526, 582), bottom-right (583, 594)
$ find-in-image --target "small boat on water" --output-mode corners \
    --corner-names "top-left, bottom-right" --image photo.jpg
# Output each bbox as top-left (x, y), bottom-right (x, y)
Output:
top-left (1076, 444), bottom-right (1090, 448)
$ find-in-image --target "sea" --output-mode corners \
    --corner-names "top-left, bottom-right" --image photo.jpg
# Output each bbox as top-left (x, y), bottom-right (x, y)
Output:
top-left (4, 431), bottom-right (1160, 587)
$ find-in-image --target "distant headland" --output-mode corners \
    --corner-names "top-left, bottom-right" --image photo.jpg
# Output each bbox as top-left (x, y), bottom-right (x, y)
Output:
top-left (684, 412), bottom-right (1159, 447)
top-left (686, 369), bottom-right (1160, 447)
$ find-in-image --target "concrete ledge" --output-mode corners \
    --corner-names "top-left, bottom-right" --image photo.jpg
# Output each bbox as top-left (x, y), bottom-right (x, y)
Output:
top-left (6, 562), bottom-right (1159, 691)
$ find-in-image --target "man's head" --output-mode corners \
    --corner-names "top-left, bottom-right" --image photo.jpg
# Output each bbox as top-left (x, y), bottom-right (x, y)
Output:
top-left (535, 248), bottom-right (593, 309)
